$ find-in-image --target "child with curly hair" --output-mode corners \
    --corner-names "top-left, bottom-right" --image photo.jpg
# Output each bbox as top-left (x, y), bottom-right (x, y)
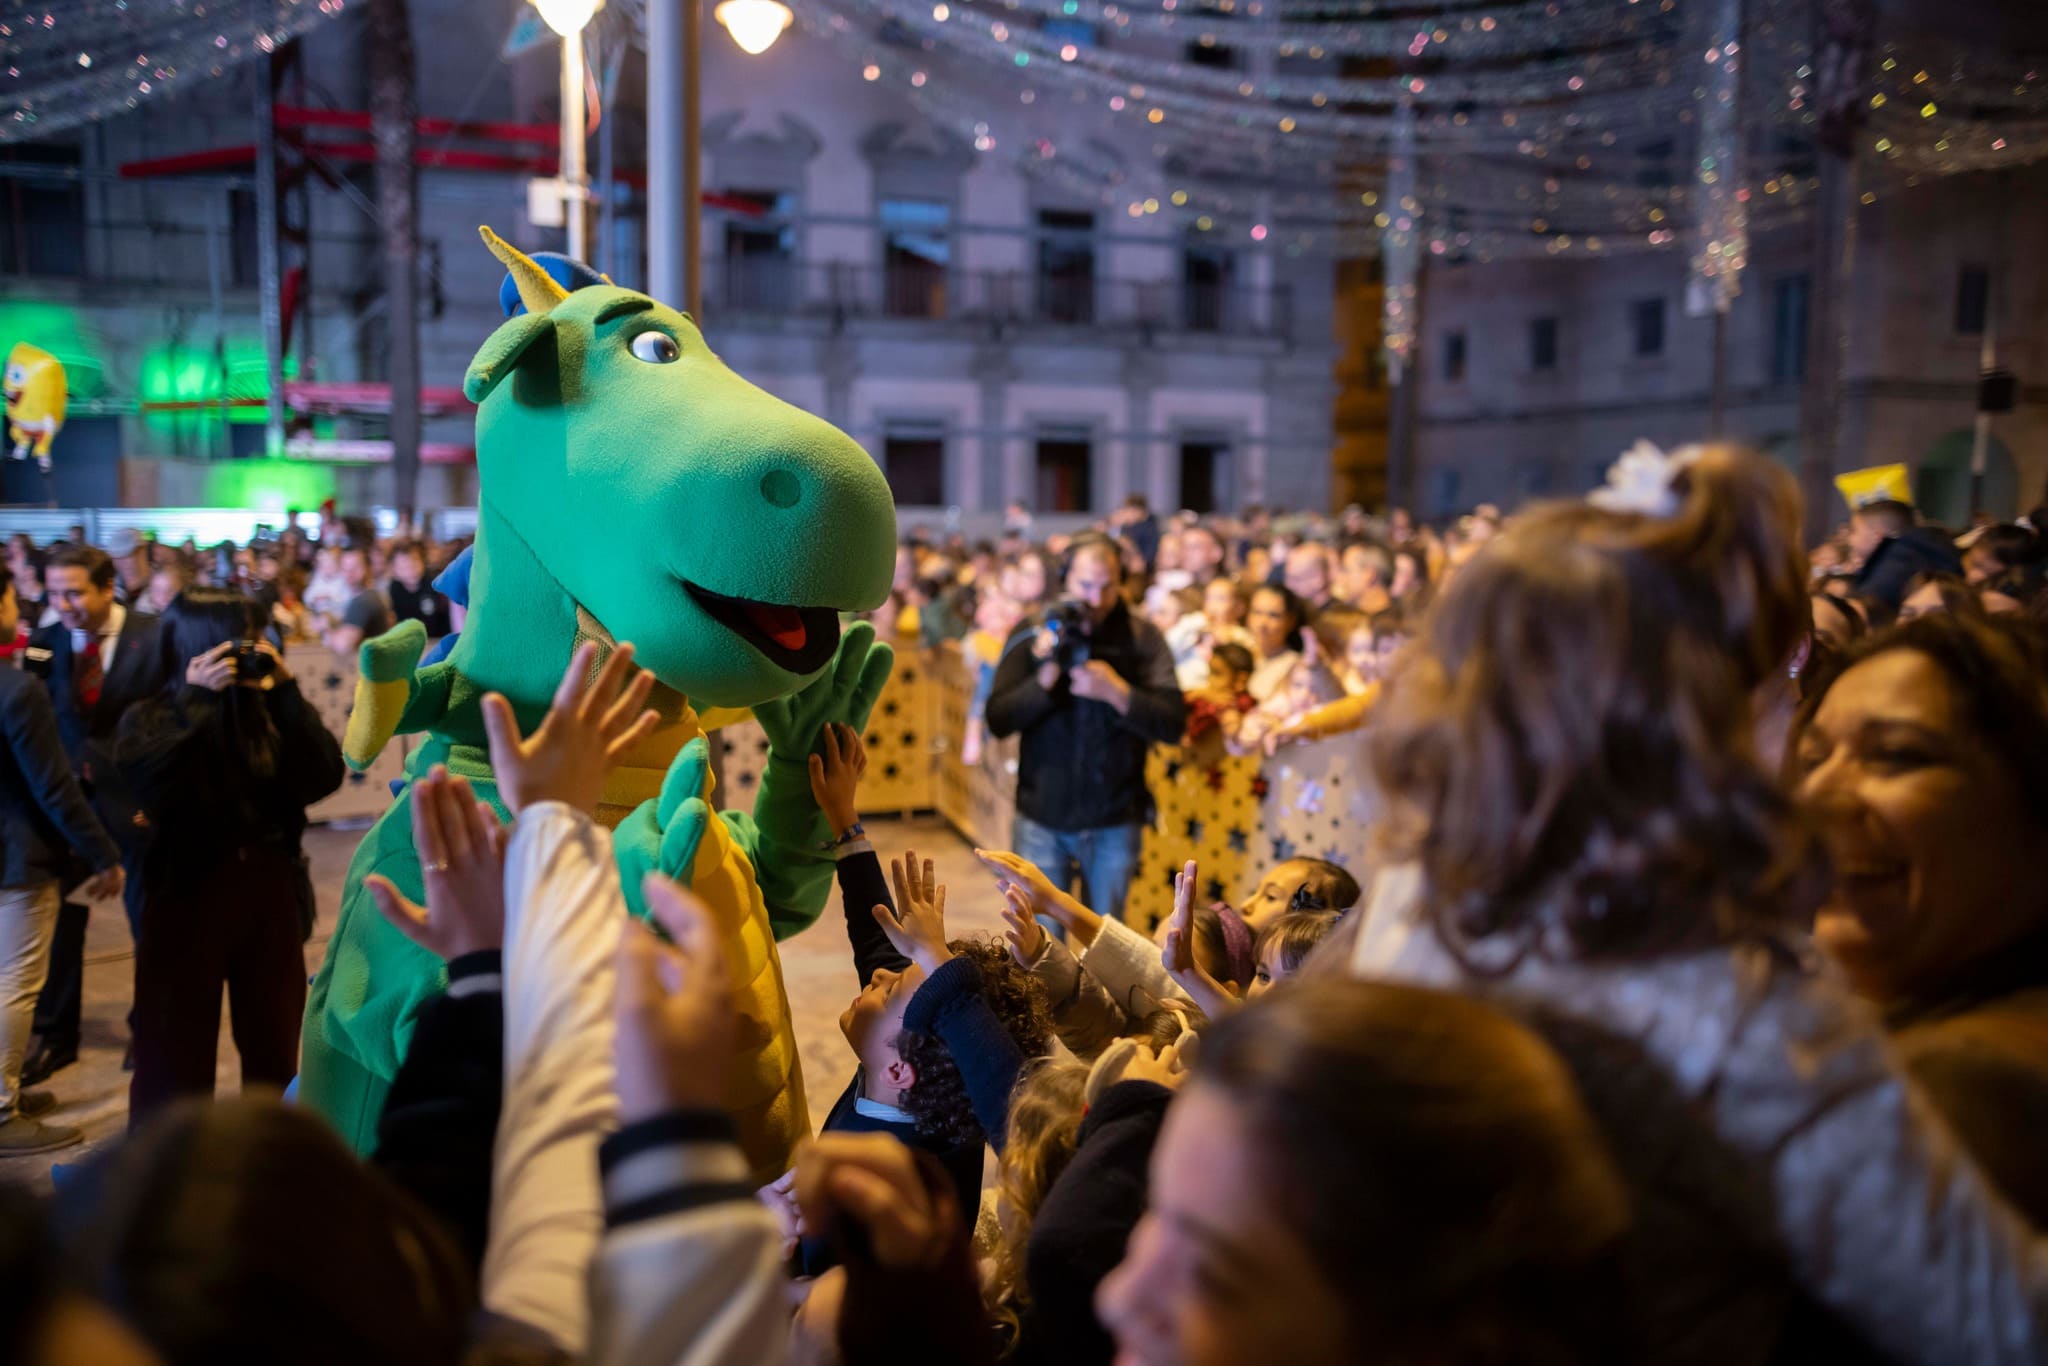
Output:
top-left (780, 723), bottom-right (1055, 1280)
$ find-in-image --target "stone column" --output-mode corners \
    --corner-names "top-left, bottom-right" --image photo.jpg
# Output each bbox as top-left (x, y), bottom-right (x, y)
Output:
top-left (971, 339), bottom-right (1014, 511)
top-left (1121, 349), bottom-right (1165, 511)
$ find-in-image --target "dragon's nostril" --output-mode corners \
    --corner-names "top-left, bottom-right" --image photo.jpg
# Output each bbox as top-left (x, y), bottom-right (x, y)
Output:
top-left (760, 469), bottom-right (801, 509)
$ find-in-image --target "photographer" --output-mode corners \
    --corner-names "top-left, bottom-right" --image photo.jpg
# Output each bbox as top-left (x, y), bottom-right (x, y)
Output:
top-left (986, 533), bottom-right (1184, 923)
top-left (115, 588), bottom-right (346, 1124)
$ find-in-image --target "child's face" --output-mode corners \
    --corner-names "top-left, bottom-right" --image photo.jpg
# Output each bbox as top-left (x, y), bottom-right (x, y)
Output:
top-left (1239, 859), bottom-right (1317, 932)
top-left (1204, 578), bottom-right (1241, 625)
top-left (839, 962), bottom-right (925, 1065)
top-left (1345, 627), bottom-right (1377, 679)
top-left (1211, 662), bottom-right (1249, 696)
top-left (1248, 943), bottom-right (1290, 999)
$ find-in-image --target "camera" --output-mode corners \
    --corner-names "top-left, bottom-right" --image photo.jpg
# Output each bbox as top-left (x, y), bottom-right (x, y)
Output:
top-left (1045, 599), bottom-right (1093, 672)
top-left (233, 639), bottom-right (275, 681)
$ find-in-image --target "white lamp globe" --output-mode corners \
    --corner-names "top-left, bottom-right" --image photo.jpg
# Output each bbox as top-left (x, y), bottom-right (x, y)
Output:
top-left (715, 0), bottom-right (794, 55)
top-left (532, 0), bottom-right (604, 38)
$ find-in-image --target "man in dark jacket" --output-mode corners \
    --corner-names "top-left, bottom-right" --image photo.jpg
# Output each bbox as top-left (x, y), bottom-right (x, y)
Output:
top-left (1849, 497), bottom-right (1963, 615)
top-left (20, 544), bottom-right (165, 1084)
top-left (0, 565), bottom-right (123, 1153)
top-left (986, 532), bottom-right (1185, 923)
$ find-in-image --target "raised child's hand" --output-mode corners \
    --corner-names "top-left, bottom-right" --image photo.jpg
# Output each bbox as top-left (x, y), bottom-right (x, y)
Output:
top-left (875, 849), bottom-right (953, 974)
top-left (480, 640), bottom-right (660, 817)
top-left (806, 721), bottom-right (867, 836)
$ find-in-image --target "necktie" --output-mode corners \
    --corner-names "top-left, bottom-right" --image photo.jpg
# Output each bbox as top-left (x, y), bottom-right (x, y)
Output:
top-left (77, 636), bottom-right (103, 710)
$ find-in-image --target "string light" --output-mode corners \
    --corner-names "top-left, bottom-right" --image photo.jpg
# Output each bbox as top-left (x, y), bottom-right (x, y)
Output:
top-left (5, 0), bottom-right (349, 141)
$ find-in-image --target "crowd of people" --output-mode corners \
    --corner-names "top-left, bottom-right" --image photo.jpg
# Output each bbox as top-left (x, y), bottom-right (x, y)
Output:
top-left (1, 445), bottom-right (2047, 1363)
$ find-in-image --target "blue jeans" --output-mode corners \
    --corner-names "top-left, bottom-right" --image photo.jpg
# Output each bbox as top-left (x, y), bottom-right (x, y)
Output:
top-left (1012, 814), bottom-right (1144, 926)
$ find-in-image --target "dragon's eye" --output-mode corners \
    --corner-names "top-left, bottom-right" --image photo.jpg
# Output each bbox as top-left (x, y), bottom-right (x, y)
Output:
top-left (629, 331), bottom-right (680, 364)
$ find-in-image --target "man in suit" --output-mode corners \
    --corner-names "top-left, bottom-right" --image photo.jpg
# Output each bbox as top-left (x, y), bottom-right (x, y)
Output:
top-left (0, 563), bottom-right (122, 1152)
top-left (21, 543), bottom-right (164, 1085)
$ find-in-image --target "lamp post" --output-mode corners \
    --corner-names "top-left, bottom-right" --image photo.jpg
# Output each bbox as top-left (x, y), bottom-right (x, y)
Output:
top-left (649, 0), bottom-right (788, 317)
top-left (532, 0), bottom-right (603, 262)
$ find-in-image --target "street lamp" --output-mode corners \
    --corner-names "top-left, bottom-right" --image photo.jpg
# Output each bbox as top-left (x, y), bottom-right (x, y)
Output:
top-left (713, 0), bottom-right (792, 55)
top-left (531, 0), bottom-right (603, 261)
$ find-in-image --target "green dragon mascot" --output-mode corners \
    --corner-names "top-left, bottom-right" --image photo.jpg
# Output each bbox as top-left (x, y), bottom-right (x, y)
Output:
top-left (299, 227), bottom-right (898, 1179)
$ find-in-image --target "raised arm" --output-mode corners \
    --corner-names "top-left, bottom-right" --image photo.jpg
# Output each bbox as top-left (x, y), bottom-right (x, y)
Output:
top-left (810, 721), bottom-right (910, 986)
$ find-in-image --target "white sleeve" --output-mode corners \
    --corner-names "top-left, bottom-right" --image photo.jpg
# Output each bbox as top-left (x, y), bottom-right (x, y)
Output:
top-left (1079, 915), bottom-right (1193, 1019)
top-left (588, 1115), bottom-right (792, 1366)
top-left (481, 800), bottom-right (626, 1352)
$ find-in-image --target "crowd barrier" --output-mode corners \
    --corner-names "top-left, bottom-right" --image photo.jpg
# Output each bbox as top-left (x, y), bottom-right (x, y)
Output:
top-left (299, 635), bottom-right (1377, 925)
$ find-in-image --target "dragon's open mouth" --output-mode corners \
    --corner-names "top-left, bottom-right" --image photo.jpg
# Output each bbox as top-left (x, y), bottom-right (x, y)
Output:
top-left (684, 581), bottom-right (841, 675)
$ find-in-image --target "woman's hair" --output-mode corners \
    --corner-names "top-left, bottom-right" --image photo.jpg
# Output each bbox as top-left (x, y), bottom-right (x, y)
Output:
top-left (153, 588), bottom-right (279, 777)
top-left (1810, 591), bottom-right (1864, 644)
top-left (156, 587), bottom-right (266, 684)
top-left (1794, 613), bottom-right (2048, 833)
top-left (1310, 605), bottom-right (1370, 661)
top-left (1195, 979), bottom-right (1629, 1362)
top-left (1974, 522), bottom-right (2042, 573)
top-left (896, 938), bottom-right (1054, 1148)
top-left (1369, 444), bottom-right (1821, 970)
top-left (987, 1058), bottom-right (1091, 1337)
top-left (1188, 902), bottom-right (1256, 991)
top-left (1286, 857), bottom-right (1363, 915)
top-left (1249, 582), bottom-right (1307, 652)
top-left (1901, 572), bottom-right (1984, 620)
top-left (52, 1098), bottom-right (473, 1366)
top-left (1255, 910), bottom-right (1341, 977)
top-left (1209, 641), bottom-right (1255, 679)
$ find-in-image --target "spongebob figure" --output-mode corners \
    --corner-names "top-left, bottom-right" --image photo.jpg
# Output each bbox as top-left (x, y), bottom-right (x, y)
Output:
top-left (4, 343), bottom-right (67, 475)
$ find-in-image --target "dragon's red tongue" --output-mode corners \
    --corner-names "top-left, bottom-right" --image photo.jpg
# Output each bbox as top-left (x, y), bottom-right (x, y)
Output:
top-left (745, 603), bottom-right (807, 651)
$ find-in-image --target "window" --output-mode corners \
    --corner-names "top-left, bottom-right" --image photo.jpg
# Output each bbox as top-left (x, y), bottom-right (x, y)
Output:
top-left (1179, 438), bottom-right (1233, 513)
top-left (1042, 18), bottom-right (1097, 47)
top-left (1956, 264), bottom-right (1990, 335)
top-left (1635, 139), bottom-right (1676, 190)
top-left (1182, 242), bottom-right (1234, 331)
top-left (1771, 274), bottom-right (1810, 383)
top-left (1036, 209), bottom-right (1096, 324)
top-left (1631, 297), bottom-right (1666, 357)
top-left (1442, 330), bottom-right (1467, 382)
top-left (1529, 316), bottom-right (1558, 372)
top-left (230, 187), bottom-right (261, 289)
top-left (1186, 37), bottom-right (1238, 68)
top-left (1035, 432), bottom-right (1093, 512)
top-left (0, 144), bottom-right (85, 277)
top-left (882, 426), bottom-right (946, 506)
top-left (880, 198), bottom-right (950, 319)
top-left (721, 189), bottom-right (797, 313)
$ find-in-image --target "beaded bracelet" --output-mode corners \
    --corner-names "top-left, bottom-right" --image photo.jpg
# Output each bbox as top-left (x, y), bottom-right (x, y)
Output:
top-left (819, 820), bottom-right (866, 852)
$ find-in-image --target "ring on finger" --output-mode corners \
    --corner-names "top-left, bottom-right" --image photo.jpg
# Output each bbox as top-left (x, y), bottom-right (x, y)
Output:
top-left (424, 860), bottom-right (450, 873)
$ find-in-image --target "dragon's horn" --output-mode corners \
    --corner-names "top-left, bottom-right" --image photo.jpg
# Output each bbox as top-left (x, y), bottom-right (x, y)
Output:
top-left (479, 225), bottom-right (570, 314)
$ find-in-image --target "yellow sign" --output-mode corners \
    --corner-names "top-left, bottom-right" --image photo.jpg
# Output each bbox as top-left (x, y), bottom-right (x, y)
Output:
top-left (1834, 462), bottom-right (1912, 511)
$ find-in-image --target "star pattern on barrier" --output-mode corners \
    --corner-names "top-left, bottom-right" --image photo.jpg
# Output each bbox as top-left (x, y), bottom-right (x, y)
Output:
top-left (1205, 877), bottom-right (1227, 902)
top-left (1206, 767), bottom-right (1228, 792)
top-left (1322, 847), bottom-right (1346, 866)
top-left (1250, 776), bottom-right (1270, 800)
top-left (1184, 817), bottom-right (1205, 843)
top-left (1164, 758), bottom-right (1183, 782)
top-left (1227, 826), bottom-right (1249, 854)
top-left (1270, 834), bottom-right (1296, 862)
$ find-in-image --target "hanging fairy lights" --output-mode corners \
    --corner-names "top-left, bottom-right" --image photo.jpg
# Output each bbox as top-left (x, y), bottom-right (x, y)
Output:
top-left (1686, 0), bottom-right (1748, 317)
top-left (1, 0), bottom-right (351, 142)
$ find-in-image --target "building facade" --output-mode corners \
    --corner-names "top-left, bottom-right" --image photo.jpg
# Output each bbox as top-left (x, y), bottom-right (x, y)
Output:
top-left (1405, 165), bottom-right (2048, 526)
top-left (0, 0), bottom-right (1342, 519)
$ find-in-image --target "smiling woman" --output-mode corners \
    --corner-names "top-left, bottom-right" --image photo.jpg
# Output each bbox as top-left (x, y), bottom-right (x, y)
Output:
top-left (1793, 612), bottom-right (2048, 1225)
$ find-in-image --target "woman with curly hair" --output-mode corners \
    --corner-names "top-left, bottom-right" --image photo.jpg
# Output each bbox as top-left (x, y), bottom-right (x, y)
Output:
top-left (1351, 443), bottom-right (2048, 1361)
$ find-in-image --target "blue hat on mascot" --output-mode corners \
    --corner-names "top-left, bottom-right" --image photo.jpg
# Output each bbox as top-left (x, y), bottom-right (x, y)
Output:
top-left (497, 250), bottom-right (608, 317)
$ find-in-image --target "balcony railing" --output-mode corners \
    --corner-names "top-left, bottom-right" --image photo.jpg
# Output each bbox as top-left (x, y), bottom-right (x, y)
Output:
top-left (706, 259), bottom-right (1295, 342)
